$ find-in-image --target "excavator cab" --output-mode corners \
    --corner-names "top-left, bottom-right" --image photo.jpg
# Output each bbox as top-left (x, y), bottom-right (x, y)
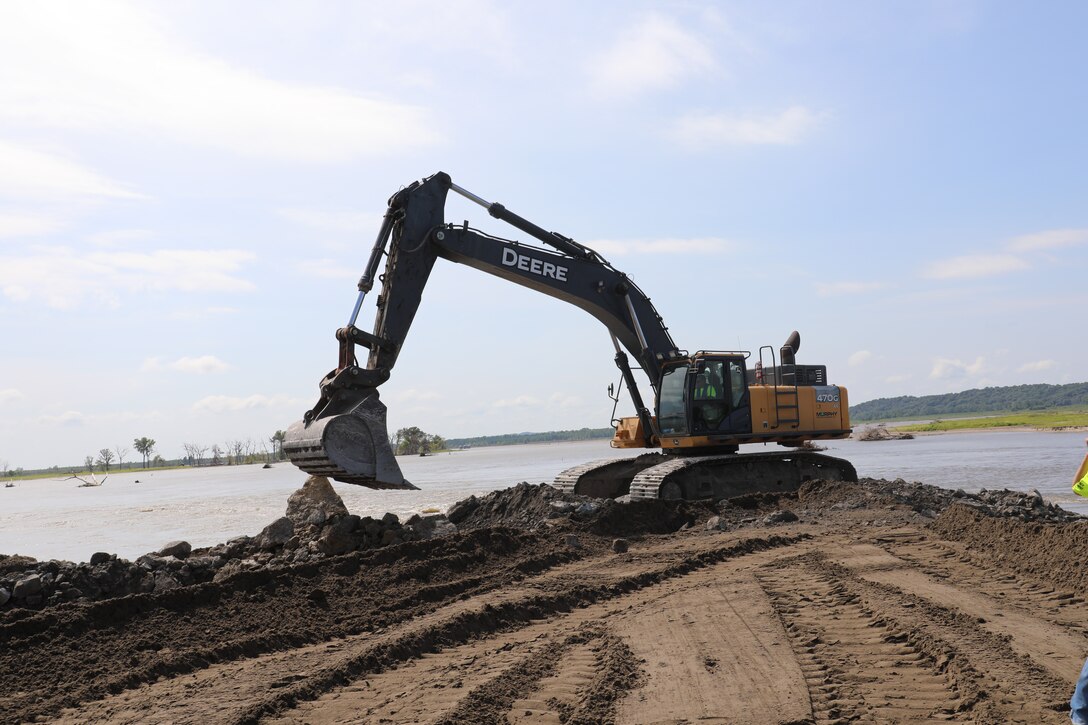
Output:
top-left (657, 354), bottom-right (752, 439)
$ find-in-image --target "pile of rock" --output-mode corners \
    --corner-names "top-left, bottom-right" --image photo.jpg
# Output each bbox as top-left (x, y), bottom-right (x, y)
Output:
top-left (855, 425), bottom-right (914, 441)
top-left (953, 488), bottom-right (1082, 524)
top-left (0, 476), bottom-right (458, 611)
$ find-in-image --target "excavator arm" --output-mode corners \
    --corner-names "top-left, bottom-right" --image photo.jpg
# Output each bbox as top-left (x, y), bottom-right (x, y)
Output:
top-left (284, 172), bottom-right (683, 489)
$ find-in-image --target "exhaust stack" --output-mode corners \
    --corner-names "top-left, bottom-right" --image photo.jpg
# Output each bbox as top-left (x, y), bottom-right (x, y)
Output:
top-left (780, 330), bottom-right (801, 367)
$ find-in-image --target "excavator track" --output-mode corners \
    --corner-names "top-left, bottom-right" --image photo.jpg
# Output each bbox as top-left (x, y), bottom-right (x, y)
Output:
top-left (554, 451), bottom-right (857, 501)
top-left (552, 453), bottom-right (667, 499)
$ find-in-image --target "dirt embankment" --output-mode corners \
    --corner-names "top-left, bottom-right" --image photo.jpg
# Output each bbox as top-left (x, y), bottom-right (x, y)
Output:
top-left (2, 475), bottom-right (1087, 724)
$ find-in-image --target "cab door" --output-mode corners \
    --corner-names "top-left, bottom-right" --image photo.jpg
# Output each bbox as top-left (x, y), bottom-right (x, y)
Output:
top-left (691, 356), bottom-right (751, 435)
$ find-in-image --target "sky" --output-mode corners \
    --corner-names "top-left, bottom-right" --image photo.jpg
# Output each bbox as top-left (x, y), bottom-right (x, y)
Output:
top-left (1, 1), bottom-right (1086, 470)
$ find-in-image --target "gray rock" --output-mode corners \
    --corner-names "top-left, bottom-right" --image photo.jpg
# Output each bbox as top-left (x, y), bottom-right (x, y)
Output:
top-left (381, 512), bottom-right (400, 527)
top-left (432, 519), bottom-right (458, 538)
top-left (64, 587), bottom-right (83, 600)
top-left (575, 501), bottom-right (600, 516)
top-left (550, 501), bottom-right (576, 514)
top-left (256, 517), bottom-right (295, 550)
top-left (157, 541), bottom-right (192, 559)
top-left (24, 594), bottom-right (43, 607)
top-left (89, 552), bottom-right (111, 565)
top-left (763, 509), bottom-right (799, 525)
top-left (0, 587), bottom-right (10, 606)
top-left (611, 538), bottom-right (629, 553)
top-left (317, 517), bottom-right (358, 555)
top-left (152, 572), bottom-right (180, 593)
top-left (563, 534), bottom-right (581, 548)
top-left (446, 495), bottom-right (479, 524)
top-left (379, 529), bottom-right (401, 547)
top-left (13, 574), bottom-right (42, 599)
top-left (705, 516), bottom-right (721, 531)
top-left (285, 476), bottom-right (349, 529)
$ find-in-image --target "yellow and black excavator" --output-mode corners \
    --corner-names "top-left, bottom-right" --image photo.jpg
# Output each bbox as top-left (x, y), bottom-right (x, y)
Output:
top-left (284, 172), bottom-right (856, 500)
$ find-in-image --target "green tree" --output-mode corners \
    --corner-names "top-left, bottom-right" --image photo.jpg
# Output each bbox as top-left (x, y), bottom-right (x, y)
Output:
top-left (134, 437), bottom-right (156, 469)
top-left (270, 430), bottom-right (286, 461)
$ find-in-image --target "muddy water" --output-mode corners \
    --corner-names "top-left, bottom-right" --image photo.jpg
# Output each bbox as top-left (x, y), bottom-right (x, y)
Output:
top-left (1, 431), bottom-right (1085, 562)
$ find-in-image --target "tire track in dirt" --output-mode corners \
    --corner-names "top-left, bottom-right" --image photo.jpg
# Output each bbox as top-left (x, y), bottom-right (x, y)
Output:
top-left (235, 533), bottom-right (803, 724)
top-left (834, 539), bottom-right (1088, 682)
top-left (764, 550), bottom-right (1075, 724)
top-left (879, 535), bottom-right (1087, 631)
top-left (55, 533), bottom-right (805, 724)
top-left (758, 555), bottom-right (973, 723)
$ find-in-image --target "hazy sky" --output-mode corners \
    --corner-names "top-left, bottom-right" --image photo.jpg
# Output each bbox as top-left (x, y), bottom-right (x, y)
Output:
top-left (1, 1), bottom-right (1086, 469)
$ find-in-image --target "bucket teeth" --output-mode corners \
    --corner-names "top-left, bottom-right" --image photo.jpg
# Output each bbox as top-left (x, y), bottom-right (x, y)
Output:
top-left (284, 391), bottom-right (416, 490)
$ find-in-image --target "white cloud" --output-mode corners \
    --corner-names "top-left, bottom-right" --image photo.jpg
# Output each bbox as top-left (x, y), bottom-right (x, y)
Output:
top-left (0, 3), bottom-right (440, 162)
top-left (87, 229), bottom-right (155, 247)
top-left (0, 388), bottom-right (24, 404)
top-left (587, 237), bottom-right (734, 256)
top-left (0, 247), bottom-right (255, 309)
top-left (672, 106), bottom-right (826, 147)
top-left (930, 357), bottom-right (985, 379)
top-left (39, 410), bottom-right (86, 427)
top-left (0, 139), bottom-right (142, 201)
top-left (1006, 228), bottom-right (1088, 252)
top-left (548, 393), bottom-right (582, 409)
top-left (1017, 359), bottom-right (1055, 373)
top-left (923, 253), bottom-right (1029, 280)
top-left (393, 388), bottom-right (444, 403)
top-left (491, 395), bottom-right (541, 409)
top-left (298, 258), bottom-right (357, 280)
top-left (192, 394), bottom-right (298, 413)
top-left (815, 281), bottom-right (883, 297)
top-left (142, 355), bottom-right (230, 374)
top-left (278, 208), bottom-right (382, 234)
top-left (884, 374), bottom-right (912, 384)
top-left (168, 306), bottom-right (239, 321)
top-left (848, 350), bottom-right (873, 367)
top-left (0, 211), bottom-right (63, 237)
top-left (590, 14), bottom-right (715, 97)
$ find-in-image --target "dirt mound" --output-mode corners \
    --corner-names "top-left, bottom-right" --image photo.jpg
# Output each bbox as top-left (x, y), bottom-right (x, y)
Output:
top-left (448, 482), bottom-right (714, 538)
top-left (0, 526), bottom-right (577, 724)
top-left (933, 503), bottom-right (1088, 593)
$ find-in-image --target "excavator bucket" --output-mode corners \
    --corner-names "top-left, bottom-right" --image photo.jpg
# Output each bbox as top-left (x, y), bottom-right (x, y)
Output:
top-left (283, 390), bottom-right (417, 490)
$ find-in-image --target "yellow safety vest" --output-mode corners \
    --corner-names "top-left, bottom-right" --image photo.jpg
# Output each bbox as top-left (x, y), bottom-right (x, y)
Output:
top-left (1073, 453), bottom-right (1088, 498)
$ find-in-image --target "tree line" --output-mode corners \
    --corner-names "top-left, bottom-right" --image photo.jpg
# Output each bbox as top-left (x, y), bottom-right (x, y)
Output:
top-left (850, 382), bottom-right (1088, 422)
top-left (63, 431), bottom-right (290, 475)
top-left (391, 427), bottom-right (446, 455)
top-left (444, 427), bottom-right (614, 449)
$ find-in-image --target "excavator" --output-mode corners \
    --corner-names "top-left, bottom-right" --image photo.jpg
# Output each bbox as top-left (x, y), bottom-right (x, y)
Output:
top-left (284, 172), bottom-right (857, 501)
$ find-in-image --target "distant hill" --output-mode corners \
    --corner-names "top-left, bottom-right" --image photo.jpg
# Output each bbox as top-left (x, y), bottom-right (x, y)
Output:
top-left (445, 427), bottom-right (614, 449)
top-left (850, 382), bottom-right (1088, 422)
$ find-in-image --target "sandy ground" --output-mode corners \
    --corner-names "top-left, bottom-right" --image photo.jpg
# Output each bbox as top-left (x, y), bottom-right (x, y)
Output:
top-left (2, 481), bottom-right (1087, 724)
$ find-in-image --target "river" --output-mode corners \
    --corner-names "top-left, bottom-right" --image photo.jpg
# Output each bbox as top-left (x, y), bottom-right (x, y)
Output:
top-left (2, 430), bottom-right (1085, 562)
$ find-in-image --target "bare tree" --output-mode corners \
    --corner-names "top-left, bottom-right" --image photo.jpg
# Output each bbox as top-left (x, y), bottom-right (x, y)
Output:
top-left (182, 443), bottom-right (201, 467)
top-left (115, 445), bottom-right (129, 470)
top-left (210, 444), bottom-right (223, 466)
top-left (96, 448), bottom-right (115, 472)
top-left (84, 455), bottom-right (94, 473)
top-left (0, 459), bottom-right (8, 476)
top-left (229, 440), bottom-right (244, 465)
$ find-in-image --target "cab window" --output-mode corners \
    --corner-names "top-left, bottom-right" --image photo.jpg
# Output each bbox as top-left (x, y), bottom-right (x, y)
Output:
top-left (657, 365), bottom-right (688, 435)
top-left (729, 360), bottom-right (745, 409)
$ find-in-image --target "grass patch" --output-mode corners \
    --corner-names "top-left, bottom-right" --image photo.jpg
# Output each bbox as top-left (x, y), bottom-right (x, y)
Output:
top-left (900, 407), bottom-right (1088, 432)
